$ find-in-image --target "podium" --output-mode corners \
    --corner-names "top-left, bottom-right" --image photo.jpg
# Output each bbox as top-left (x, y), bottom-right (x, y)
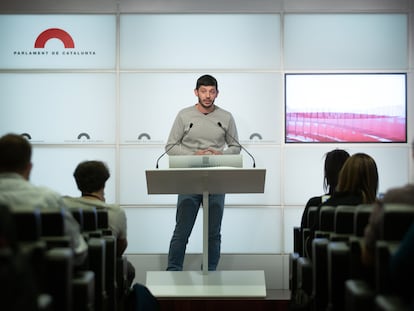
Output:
top-left (145, 167), bottom-right (267, 297)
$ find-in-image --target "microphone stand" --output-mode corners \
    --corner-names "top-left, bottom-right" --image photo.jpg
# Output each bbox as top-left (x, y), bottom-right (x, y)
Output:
top-left (156, 123), bottom-right (193, 168)
top-left (217, 122), bottom-right (256, 168)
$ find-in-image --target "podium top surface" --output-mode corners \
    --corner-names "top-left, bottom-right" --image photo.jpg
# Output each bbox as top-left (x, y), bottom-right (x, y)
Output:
top-left (146, 168), bottom-right (266, 195)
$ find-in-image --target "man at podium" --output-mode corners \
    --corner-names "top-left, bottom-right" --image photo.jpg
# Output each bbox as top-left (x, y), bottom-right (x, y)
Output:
top-left (165, 74), bottom-right (241, 271)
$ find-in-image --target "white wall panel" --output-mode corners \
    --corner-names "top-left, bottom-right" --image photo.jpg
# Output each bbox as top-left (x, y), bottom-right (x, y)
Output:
top-left (125, 206), bottom-right (282, 253)
top-left (120, 72), bottom-right (283, 144)
top-left (221, 207), bottom-right (282, 253)
top-left (358, 146), bottom-right (410, 194)
top-left (0, 73), bottom-right (117, 143)
top-left (120, 146), bottom-right (177, 205)
top-left (0, 15), bottom-right (116, 69)
top-left (283, 145), bottom-right (410, 205)
top-left (126, 207), bottom-right (178, 253)
top-left (283, 145), bottom-right (333, 206)
top-left (30, 147), bottom-right (117, 202)
top-left (120, 14), bottom-right (280, 70)
top-left (284, 14), bottom-right (408, 70)
top-left (120, 73), bottom-right (198, 144)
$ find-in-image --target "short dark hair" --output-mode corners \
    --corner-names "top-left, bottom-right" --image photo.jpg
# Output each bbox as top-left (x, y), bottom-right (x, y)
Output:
top-left (73, 161), bottom-right (110, 194)
top-left (0, 133), bottom-right (32, 173)
top-left (195, 74), bottom-right (218, 91)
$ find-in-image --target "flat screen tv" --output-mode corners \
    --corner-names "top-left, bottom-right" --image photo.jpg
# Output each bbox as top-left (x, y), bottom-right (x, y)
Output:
top-left (285, 73), bottom-right (407, 143)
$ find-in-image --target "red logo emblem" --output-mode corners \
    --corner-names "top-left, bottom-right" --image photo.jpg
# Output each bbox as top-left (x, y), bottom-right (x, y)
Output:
top-left (34, 28), bottom-right (75, 48)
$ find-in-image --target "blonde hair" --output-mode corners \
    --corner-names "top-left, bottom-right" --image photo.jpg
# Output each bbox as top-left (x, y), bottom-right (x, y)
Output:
top-left (336, 153), bottom-right (378, 203)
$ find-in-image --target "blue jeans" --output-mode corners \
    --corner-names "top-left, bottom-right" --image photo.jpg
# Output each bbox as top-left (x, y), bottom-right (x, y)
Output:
top-left (167, 193), bottom-right (225, 271)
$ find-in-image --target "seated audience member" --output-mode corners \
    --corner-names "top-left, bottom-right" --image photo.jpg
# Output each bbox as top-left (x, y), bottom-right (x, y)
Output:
top-left (0, 133), bottom-right (87, 264)
top-left (63, 160), bottom-right (135, 287)
top-left (301, 149), bottom-right (350, 228)
top-left (307, 153), bottom-right (378, 233)
top-left (362, 140), bottom-right (414, 268)
top-left (305, 152), bottom-right (379, 255)
top-left (319, 152), bottom-right (378, 210)
top-left (362, 184), bottom-right (414, 267)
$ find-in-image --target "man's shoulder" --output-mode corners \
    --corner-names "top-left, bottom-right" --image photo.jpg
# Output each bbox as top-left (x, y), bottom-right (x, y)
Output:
top-left (179, 105), bottom-right (197, 113)
top-left (12, 178), bottom-right (62, 201)
top-left (62, 196), bottom-right (94, 208)
top-left (214, 105), bottom-right (232, 116)
top-left (0, 179), bottom-right (63, 210)
top-left (63, 196), bottom-right (123, 213)
top-left (305, 195), bottom-right (323, 208)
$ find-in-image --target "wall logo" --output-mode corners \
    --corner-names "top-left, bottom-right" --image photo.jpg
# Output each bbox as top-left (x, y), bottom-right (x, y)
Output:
top-left (13, 27), bottom-right (96, 56)
top-left (34, 28), bottom-right (75, 48)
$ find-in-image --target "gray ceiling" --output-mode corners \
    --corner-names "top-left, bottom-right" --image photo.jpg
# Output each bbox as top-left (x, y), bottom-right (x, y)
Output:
top-left (0, 0), bottom-right (411, 14)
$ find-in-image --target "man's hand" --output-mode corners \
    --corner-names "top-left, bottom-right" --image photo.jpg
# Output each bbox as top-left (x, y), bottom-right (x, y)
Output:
top-left (195, 148), bottom-right (222, 155)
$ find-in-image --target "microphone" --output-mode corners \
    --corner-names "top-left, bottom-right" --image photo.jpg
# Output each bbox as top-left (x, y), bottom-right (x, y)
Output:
top-left (156, 123), bottom-right (193, 169)
top-left (217, 122), bottom-right (256, 168)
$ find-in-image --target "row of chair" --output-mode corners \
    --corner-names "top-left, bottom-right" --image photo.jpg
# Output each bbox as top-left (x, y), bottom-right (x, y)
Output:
top-left (7, 204), bottom-right (130, 311)
top-left (290, 203), bottom-right (414, 311)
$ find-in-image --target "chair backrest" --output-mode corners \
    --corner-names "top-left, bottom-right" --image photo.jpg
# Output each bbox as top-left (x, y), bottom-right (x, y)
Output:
top-left (44, 248), bottom-right (74, 311)
top-left (312, 238), bottom-right (330, 311)
top-left (0, 245), bottom-right (41, 310)
top-left (117, 256), bottom-right (129, 308)
top-left (319, 205), bottom-right (336, 232)
top-left (12, 207), bottom-right (42, 242)
top-left (375, 240), bottom-right (400, 294)
top-left (40, 207), bottom-right (66, 237)
top-left (380, 203), bottom-right (414, 241)
top-left (97, 209), bottom-right (109, 230)
top-left (335, 205), bottom-right (357, 234)
top-left (1, 204), bottom-right (18, 248)
top-left (72, 270), bottom-right (95, 311)
top-left (353, 204), bottom-right (374, 237)
top-left (82, 207), bottom-right (98, 232)
top-left (103, 235), bottom-right (117, 310)
top-left (289, 252), bottom-right (300, 292)
top-left (87, 237), bottom-right (108, 311)
top-left (327, 241), bottom-right (350, 311)
top-left (307, 206), bottom-right (319, 229)
top-left (293, 226), bottom-right (303, 255)
top-left (70, 207), bottom-right (84, 231)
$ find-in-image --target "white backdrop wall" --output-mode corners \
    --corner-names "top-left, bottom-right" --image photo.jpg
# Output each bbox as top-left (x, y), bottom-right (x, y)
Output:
top-left (0, 0), bottom-right (413, 289)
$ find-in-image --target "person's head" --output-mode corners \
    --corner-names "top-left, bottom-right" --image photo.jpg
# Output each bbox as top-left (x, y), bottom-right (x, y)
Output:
top-left (323, 149), bottom-right (350, 195)
top-left (194, 74), bottom-right (219, 111)
top-left (0, 133), bottom-right (32, 180)
top-left (336, 153), bottom-right (379, 203)
top-left (73, 161), bottom-right (110, 197)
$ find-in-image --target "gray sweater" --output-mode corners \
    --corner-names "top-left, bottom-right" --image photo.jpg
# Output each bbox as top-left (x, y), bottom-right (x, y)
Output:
top-left (166, 105), bottom-right (241, 155)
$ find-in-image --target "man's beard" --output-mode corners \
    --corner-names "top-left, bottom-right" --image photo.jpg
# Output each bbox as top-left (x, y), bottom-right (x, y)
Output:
top-left (198, 98), bottom-right (215, 109)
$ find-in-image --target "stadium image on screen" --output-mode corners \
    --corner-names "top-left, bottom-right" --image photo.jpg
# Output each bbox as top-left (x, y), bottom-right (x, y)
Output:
top-left (285, 73), bottom-right (407, 143)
